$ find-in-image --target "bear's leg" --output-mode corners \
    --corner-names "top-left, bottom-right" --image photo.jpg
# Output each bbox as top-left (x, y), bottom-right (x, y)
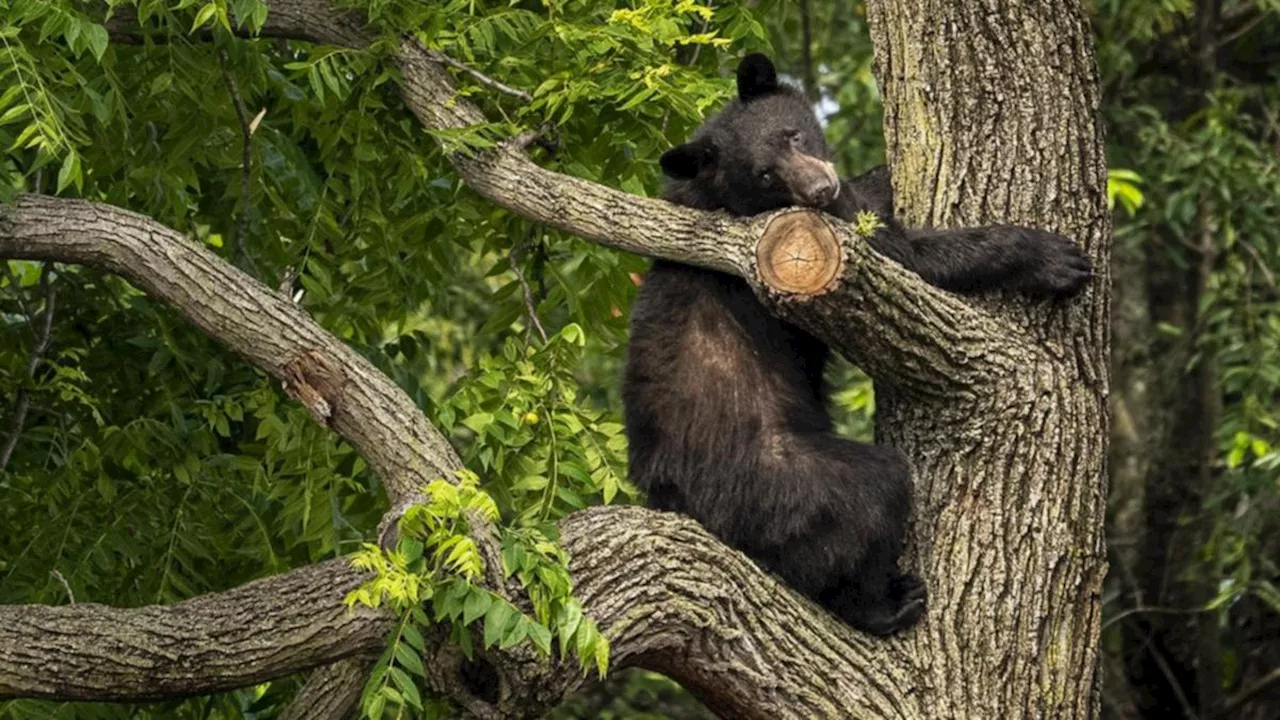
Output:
top-left (782, 436), bottom-right (924, 635)
top-left (899, 226), bottom-right (1092, 298)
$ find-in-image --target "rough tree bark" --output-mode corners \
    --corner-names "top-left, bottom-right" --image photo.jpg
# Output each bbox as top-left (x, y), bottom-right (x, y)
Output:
top-left (865, 1), bottom-right (1112, 717)
top-left (0, 0), bottom-right (1111, 718)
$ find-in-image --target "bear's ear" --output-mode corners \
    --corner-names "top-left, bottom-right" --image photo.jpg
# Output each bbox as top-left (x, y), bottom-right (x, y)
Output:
top-left (737, 53), bottom-right (779, 102)
top-left (660, 139), bottom-right (718, 180)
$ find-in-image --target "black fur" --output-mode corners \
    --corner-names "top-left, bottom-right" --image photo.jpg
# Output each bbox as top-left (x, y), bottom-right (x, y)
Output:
top-left (623, 53), bottom-right (1090, 635)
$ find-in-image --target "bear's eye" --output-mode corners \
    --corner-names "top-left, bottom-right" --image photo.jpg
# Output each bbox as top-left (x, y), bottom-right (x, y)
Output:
top-left (759, 169), bottom-right (774, 184)
top-left (787, 130), bottom-right (803, 146)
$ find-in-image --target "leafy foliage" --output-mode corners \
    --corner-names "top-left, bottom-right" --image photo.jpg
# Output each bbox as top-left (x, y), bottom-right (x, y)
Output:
top-left (1095, 1), bottom-right (1280, 714)
top-left (1099, 0), bottom-right (1280, 617)
top-left (346, 471), bottom-right (608, 718)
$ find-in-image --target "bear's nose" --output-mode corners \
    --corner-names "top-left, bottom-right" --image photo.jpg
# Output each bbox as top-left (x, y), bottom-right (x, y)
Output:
top-left (801, 177), bottom-right (838, 207)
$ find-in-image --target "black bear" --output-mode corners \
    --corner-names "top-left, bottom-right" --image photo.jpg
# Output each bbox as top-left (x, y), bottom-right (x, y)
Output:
top-left (621, 54), bottom-right (1091, 636)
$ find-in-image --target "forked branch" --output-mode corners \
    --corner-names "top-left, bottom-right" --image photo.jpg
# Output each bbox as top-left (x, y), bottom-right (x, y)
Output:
top-left (0, 508), bottom-right (914, 719)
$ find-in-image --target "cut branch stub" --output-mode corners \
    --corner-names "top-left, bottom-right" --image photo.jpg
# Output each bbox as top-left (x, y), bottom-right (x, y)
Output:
top-left (754, 210), bottom-right (844, 296)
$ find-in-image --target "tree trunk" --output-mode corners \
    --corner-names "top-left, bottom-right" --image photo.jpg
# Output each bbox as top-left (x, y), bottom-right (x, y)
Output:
top-left (865, 0), bottom-right (1111, 716)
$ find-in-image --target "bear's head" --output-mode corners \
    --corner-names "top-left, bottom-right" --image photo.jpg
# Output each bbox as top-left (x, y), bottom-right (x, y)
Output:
top-left (660, 53), bottom-right (839, 217)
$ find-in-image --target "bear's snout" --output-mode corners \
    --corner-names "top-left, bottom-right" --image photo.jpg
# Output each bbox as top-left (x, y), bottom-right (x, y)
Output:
top-left (780, 153), bottom-right (840, 208)
top-left (801, 174), bottom-right (840, 206)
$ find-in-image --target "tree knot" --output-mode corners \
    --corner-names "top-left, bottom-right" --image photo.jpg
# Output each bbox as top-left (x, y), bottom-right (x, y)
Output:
top-left (282, 349), bottom-right (345, 425)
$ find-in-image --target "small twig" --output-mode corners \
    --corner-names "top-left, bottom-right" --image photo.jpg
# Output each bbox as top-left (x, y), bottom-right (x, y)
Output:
top-left (49, 569), bottom-right (75, 604)
top-left (426, 53), bottom-right (549, 154)
top-left (1239, 239), bottom-right (1276, 289)
top-left (217, 49), bottom-right (263, 277)
top-left (1150, 641), bottom-right (1201, 720)
top-left (509, 124), bottom-right (551, 151)
top-left (509, 244), bottom-right (549, 345)
top-left (277, 265), bottom-right (299, 299)
top-left (1, 263), bottom-right (57, 472)
top-left (1262, 104), bottom-right (1280, 158)
top-left (686, 6), bottom-right (713, 67)
top-left (1224, 666), bottom-right (1280, 715)
top-left (426, 49), bottom-right (532, 102)
top-left (1100, 604), bottom-right (1212, 632)
top-left (531, 242), bottom-right (549, 303)
top-left (1219, 8), bottom-right (1266, 47)
top-left (0, 263), bottom-right (31, 325)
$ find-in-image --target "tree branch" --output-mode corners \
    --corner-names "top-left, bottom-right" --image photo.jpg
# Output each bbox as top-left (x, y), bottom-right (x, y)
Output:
top-left (0, 559), bottom-right (389, 701)
top-left (0, 195), bottom-right (459, 504)
top-left (281, 656), bottom-right (378, 720)
top-left (0, 508), bottom-right (915, 719)
top-left (425, 49), bottom-right (533, 102)
top-left (396, 32), bottom-right (1026, 392)
top-left (1223, 665), bottom-right (1280, 716)
top-left (216, 47), bottom-right (264, 277)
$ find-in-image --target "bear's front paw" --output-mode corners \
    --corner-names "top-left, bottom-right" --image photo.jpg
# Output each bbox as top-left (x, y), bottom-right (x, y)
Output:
top-left (1016, 230), bottom-right (1093, 298)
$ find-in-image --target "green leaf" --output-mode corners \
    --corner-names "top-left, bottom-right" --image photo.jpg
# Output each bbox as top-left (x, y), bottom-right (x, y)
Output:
top-left (462, 412), bottom-right (495, 434)
top-left (402, 622), bottom-right (425, 653)
top-left (388, 665), bottom-right (421, 709)
top-left (65, 18), bottom-right (82, 48)
top-left (84, 23), bottom-right (109, 61)
top-left (457, 624), bottom-right (474, 660)
top-left (319, 59), bottom-right (342, 97)
top-left (558, 600), bottom-right (583, 655)
top-left (462, 588), bottom-right (493, 625)
top-left (594, 634), bottom-right (610, 677)
top-left (527, 620), bottom-right (552, 656)
top-left (482, 600), bottom-right (513, 649)
top-left (394, 643), bottom-right (426, 678)
top-left (56, 151), bottom-right (80, 194)
top-left (399, 538), bottom-right (425, 563)
top-left (191, 4), bottom-right (219, 33)
top-left (499, 614), bottom-right (529, 649)
top-left (0, 101), bottom-right (29, 126)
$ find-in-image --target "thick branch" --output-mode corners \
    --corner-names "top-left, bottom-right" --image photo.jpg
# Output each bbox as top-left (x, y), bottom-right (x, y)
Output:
top-left (556, 508), bottom-right (919, 720)
top-left (0, 508), bottom-right (916, 719)
top-left (281, 656), bottom-right (377, 720)
top-left (0, 559), bottom-right (388, 701)
top-left (0, 196), bottom-right (459, 504)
